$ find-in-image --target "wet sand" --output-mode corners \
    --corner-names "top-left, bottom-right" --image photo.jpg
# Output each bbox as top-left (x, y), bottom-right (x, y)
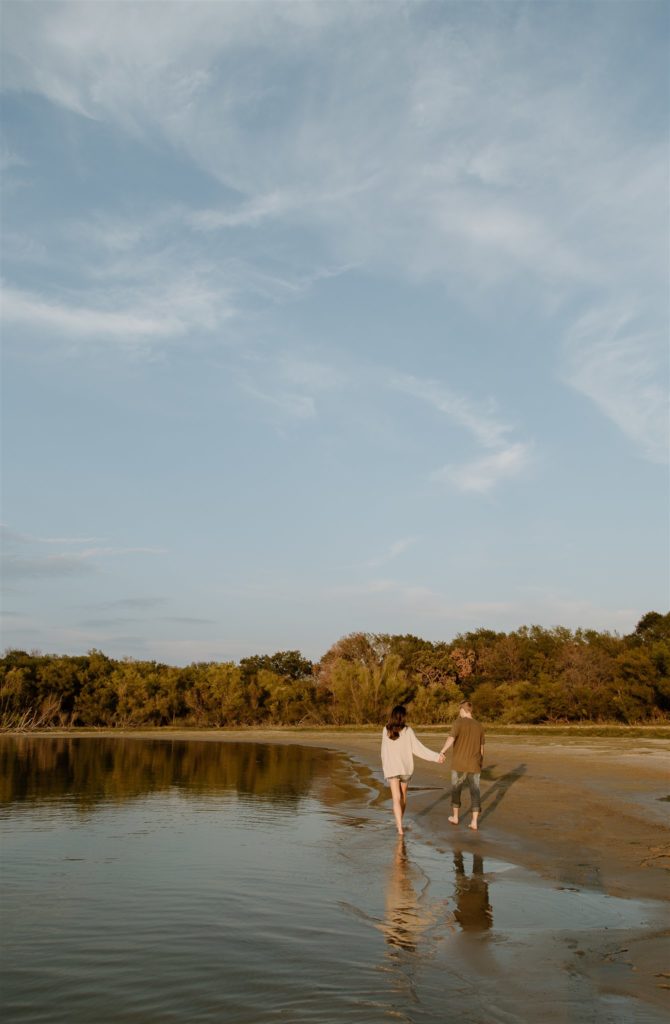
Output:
top-left (40, 727), bottom-right (670, 1015)
top-left (293, 729), bottom-right (670, 1017)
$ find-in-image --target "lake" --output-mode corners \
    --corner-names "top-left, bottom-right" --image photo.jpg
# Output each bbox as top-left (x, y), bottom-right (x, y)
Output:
top-left (0, 736), bottom-right (665, 1023)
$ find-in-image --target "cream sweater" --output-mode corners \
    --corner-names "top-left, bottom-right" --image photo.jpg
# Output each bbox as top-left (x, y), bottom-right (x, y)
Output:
top-left (381, 725), bottom-right (441, 779)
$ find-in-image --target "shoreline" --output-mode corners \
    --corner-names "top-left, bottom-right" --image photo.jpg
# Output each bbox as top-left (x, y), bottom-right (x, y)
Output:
top-left (6, 727), bottom-right (669, 1013)
top-left (11, 726), bottom-right (668, 896)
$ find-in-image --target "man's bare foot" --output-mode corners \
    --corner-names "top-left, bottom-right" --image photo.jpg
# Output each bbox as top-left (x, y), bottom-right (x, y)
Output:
top-left (448, 815), bottom-right (459, 826)
top-left (397, 828), bottom-right (404, 836)
top-left (468, 822), bottom-right (478, 831)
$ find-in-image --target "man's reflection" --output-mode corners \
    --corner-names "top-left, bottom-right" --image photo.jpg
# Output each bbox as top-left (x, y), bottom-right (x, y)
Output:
top-left (380, 837), bottom-right (436, 953)
top-left (452, 851), bottom-right (492, 932)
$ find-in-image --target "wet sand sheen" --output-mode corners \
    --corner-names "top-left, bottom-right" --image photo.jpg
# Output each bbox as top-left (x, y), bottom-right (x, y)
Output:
top-left (2, 731), bottom-right (669, 1021)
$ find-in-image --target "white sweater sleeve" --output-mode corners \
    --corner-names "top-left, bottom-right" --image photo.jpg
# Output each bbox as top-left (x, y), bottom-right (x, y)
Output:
top-left (407, 727), bottom-right (441, 763)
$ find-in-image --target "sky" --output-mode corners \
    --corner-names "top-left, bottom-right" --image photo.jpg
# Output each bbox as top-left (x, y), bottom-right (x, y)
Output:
top-left (1, 0), bottom-right (668, 666)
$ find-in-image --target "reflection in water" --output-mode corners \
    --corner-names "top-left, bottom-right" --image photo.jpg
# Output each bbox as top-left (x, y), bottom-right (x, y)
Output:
top-left (0, 736), bottom-right (336, 811)
top-left (453, 851), bottom-right (493, 932)
top-left (382, 838), bottom-right (420, 952)
top-left (380, 838), bottom-right (442, 954)
top-left (1, 738), bottom-right (663, 1024)
top-left (3, 737), bottom-right (410, 1024)
top-left (378, 842), bottom-right (494, 957)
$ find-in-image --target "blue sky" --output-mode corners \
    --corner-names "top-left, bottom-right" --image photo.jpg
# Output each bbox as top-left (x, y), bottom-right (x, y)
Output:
top-left (1, 1), bottom-right (668, 665)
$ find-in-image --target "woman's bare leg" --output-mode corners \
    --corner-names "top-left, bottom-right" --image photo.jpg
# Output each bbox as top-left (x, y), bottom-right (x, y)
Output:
top-left (389, 778), bottom-right (406, 835)
top-left (400, 780), bottom-right (408, 829)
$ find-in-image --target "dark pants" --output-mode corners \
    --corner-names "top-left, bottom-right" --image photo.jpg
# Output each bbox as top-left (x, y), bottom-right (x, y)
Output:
top-left (451, 770), bottom-right (481, 811)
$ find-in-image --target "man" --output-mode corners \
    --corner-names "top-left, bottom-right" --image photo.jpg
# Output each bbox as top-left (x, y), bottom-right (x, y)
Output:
top-left (439, 701), bottom-right (485, 830)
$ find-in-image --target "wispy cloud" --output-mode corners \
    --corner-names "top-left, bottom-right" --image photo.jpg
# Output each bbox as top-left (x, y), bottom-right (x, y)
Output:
top-left (188, 191), bottom-right (294, 231)
top-left (391, 373), bottom-right (532, 493)
top-left (78, 613), bottom-right (214, 628)
top-left (233, 351), bottom-right (345, 424)
top-left (390, 374), bottom-right (513, 449)
top-left (1, 525), bottom-right (103, 546)
top-left (80, 616), bottom-right (136, 628)
top-left (162, 616), bottom-right (217, 626)
top-left (238, 379), bottom-right (316, 422)
top-left (0, 143), bottom-right (27, 172)
top-left (365, 537), bottom-right (418, 569)
top-left (2, 553), bottom-right (100, 580)
top-left (326, 578), bottom-right (516, 622)
top-left (432, 442), bottom-right (532, 494)
top-left (563, 305), bottom-right (668, 464)
top-left (1, 527), bottom-right (167, 583)
top-left (3, 4), bottom-right (665, 385)
top-left (95, 597), bottom-right (170, 611)
top-left (3, 283), bottom-right (181, 340)
top-left (278, 355), bottom-right (345, 392)
top-left (2, 280), bottom-right (232, 346)
top-left (0, 2), bottom-right (617, 293)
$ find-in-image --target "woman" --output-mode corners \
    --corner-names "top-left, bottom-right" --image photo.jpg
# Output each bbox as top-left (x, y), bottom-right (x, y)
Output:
top-left (381, 705), bottom-right (444, 835)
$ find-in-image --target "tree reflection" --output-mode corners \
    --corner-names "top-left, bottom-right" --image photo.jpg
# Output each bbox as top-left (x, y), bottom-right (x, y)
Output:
top-left (0, 737), bottom-right (334, 812)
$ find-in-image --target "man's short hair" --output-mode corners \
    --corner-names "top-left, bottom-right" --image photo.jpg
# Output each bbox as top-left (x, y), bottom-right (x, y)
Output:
top-left (460, 701), bottom-right (473, 712)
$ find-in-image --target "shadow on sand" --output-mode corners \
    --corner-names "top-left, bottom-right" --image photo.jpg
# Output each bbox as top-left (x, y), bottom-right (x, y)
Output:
top-left (480, 763), bottom-right (527, 823)
top-left (415, 763), bottom-right (527, 823)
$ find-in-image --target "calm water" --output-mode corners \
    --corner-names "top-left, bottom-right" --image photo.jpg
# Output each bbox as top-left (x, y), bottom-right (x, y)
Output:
top-left (0, 737), bottom-right (665, 1023)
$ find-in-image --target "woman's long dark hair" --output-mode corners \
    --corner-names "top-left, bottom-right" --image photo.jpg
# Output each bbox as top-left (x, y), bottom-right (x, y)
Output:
top-left (385, 705), bottom-right (407, 741)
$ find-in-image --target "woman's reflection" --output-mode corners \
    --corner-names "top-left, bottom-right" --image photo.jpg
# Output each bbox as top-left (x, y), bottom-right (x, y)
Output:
top-left (380, 837), bottom-right (438, 953)
top-left (452, 851), bottom-right (493, 932)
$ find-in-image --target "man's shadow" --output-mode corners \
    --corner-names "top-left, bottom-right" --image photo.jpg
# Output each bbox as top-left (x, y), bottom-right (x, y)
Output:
top-left (479, 764), bottom-right (526, 823)
top-left (415, 763), bottom-right (526, 822)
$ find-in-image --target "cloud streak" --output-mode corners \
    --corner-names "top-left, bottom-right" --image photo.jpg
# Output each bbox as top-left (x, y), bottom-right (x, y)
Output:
top-left (431, 442), bottom-right (532, 494)
top-left (390, 374), bottom-right (513, 450)
top-left (563, 305), bottom-right (668, 464)
top-left (3, 2), bottom-right (665, 463)
top-left (365, 537), bottom-right (418, 569)
top-left (2, 553), bottom-right (100, 580)
top-left (1, 526), bottom-right (167, 583)
top-left (2, 278), bottom-right (234, 348)
top-left (391, 373), bottom-right (533, 493)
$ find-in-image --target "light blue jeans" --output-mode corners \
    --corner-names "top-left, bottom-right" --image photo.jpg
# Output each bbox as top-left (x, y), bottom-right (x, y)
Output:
top-left (451, 770), bottom-right (481, 812)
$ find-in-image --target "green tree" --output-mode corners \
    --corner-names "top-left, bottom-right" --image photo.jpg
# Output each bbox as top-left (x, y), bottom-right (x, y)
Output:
top-left (631, 611), bottom-right (670, 646)
top-left (183, 662), bottom-right (247, 726)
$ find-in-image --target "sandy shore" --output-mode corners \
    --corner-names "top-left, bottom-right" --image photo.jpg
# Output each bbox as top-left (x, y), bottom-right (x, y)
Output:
top-left (249, 728), bottom-right (670, 1015)
top-left (34, 726), bottom-right (670, 895)
top-left (31, 727), bottom-right (670, 1015)
top-left (93, 726), bottom-right (669, 895)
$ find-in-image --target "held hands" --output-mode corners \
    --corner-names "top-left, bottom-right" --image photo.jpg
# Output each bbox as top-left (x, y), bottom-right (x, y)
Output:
top-left (438, 753), bottom-right (446, 764)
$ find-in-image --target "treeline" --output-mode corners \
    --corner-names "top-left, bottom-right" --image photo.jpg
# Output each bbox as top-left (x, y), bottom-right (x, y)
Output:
top-left (1, 612), bottom-right (669, 729)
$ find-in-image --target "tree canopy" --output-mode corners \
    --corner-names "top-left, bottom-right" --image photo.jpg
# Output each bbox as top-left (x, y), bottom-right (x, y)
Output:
top-left (2, 613), bottom-right (669, 729)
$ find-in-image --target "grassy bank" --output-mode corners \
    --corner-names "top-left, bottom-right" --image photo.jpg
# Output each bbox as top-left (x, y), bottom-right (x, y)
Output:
top-left (4, 722), bottom-right (670, 739)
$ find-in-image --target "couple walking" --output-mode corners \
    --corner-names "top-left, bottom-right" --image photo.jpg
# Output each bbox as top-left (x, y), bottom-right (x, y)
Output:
top-left (380, 702), bottom-right (484, 836)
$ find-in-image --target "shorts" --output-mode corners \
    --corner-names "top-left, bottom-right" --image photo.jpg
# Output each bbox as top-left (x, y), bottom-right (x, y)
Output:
top-left (387, 774), bottom-right (411, 782)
